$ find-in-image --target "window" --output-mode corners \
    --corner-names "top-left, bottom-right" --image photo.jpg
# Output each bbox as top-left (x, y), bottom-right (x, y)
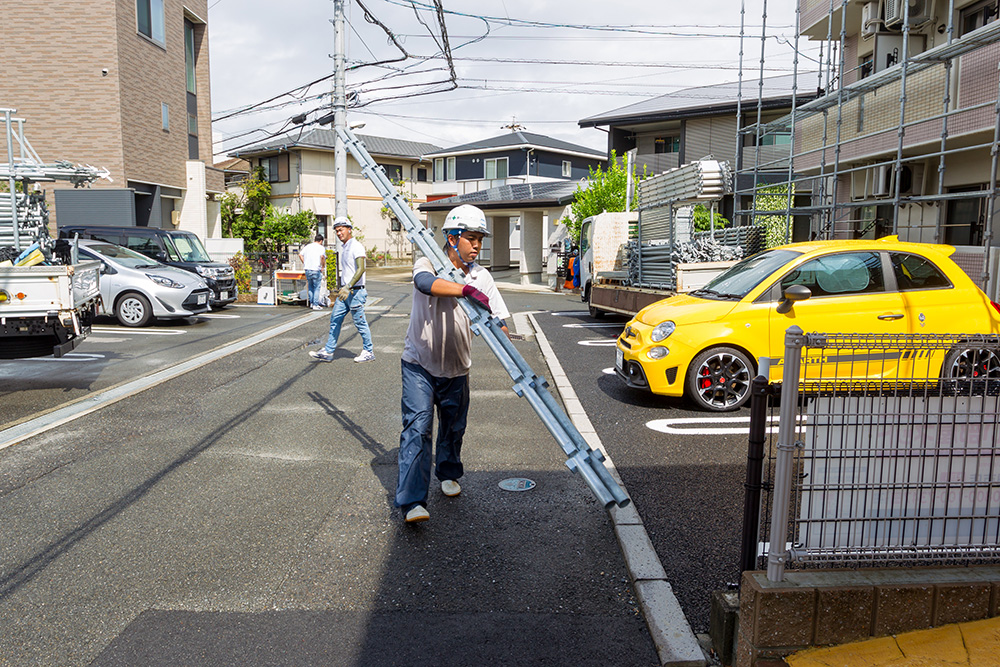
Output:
top-left (779, 252), bottom-right (885, 298)
top-left (125, 234), bottom-right (161, 258)
top-left (260, 154), bottom-right (290, 183)
top-left (562, 160), bottom-right (572, 177)
top-left (485, 157), bottom-right (508, 180)
top-left (390, 218), bottom-right (402, 232)
top-left (434, 158), bottom-right (445, 181)
top-left (161, 103), bottom-right (169, 131)
top-left (185, 21), bottom-right (197, 93)
top-left (962, 0), bottom-right (999, 36)
top-left (416, 167), bottom-right (428, 182)
top-left (136, 0), bottom-right (165, 45)
top-left (378, 163), bottom-right (403, 181)
top-left (654, 136), bottom-right (680, 154)
top-left (759, 132), bottom-right (792, 146)
top-left (859, 53), bottom-right (874, 80)
top-left (446, 156), bottom-right (456, 181)
top-left (890, 253), bottom-right (952, 291)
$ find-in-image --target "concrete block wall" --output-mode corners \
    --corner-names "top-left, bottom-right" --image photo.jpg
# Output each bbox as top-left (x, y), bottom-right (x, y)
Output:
top-left (736, 566), bottom-right (1000, 667)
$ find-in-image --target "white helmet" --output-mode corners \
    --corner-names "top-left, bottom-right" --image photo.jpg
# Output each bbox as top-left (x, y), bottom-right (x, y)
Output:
top-left (443, 204), bottom-right (490, 237)
top-left (333, 216), bottom-right (352, 229)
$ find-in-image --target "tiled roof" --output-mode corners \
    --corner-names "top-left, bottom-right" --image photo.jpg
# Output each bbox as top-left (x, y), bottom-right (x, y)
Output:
top-left (423, 131), bottom-right (605, 159)
top-left (419, 180), bottom-right (580, 211)
top-left (231, 129), bottom-right (441, 160)
top-left (579, 74), bottom-right (821, 127)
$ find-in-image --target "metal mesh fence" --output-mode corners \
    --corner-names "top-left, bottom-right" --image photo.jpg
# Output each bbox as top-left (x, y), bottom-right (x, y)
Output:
top-left (752, 332), bottom-right (1000, 578)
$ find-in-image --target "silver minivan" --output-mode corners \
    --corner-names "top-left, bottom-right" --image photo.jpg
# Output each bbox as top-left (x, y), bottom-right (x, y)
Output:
top-left (77, 240), bottom-right (212, 326)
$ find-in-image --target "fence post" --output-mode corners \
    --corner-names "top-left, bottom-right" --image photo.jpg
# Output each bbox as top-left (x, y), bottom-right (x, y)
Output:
top-left (740, 375), bottom-right (771, 573)
top-left (767, 325), bottom-right (805, 582)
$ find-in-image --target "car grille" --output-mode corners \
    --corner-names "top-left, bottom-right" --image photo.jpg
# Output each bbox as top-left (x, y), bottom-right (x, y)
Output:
top-left (618, 337), bottom-right (632, 350)
top-left (183, 289), bottom-right (212, 310)
top-left (665, 366), bottom-right (678, 384)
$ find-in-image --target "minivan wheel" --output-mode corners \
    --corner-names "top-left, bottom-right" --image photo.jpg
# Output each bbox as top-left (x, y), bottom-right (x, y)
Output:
top-left (116, 293), bottom-right (152, 327)
top-left (687, 346), bottom-right (754, 412)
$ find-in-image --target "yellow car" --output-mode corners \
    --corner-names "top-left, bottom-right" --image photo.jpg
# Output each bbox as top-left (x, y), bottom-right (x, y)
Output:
top-left (615, 237), bottom-right (1000, 411)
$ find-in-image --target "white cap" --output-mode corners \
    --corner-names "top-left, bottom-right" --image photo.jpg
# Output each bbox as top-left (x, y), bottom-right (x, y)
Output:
top-left (443, 204), bottom-right (490, 237)
top-left (333, 217), bottom-right (352, 228)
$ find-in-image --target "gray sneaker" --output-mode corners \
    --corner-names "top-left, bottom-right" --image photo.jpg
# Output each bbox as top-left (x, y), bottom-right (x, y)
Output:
top-left (353, 350), bottom-right (375, 363)
top-left (309, 349), bottom-right (334, 361)
top-left (441, 480), bottom-right (461, 497)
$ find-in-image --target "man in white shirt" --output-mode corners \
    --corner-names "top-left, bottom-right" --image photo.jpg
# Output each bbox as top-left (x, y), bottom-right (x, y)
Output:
top-left (308, 218), bottom-right (375, 363)
top-left (298, 234), bottom-right (327, 310)
top-left (396, 204), bottom-right (510, 523)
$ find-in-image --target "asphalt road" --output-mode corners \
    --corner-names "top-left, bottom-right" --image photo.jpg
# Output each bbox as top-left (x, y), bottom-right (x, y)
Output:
top-left (527, 306), bottom-right (752, 633)
top-left (0, 281), bottom-right (663, 666)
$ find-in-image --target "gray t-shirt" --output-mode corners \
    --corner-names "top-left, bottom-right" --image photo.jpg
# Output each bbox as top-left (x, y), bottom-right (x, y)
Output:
top-left (401, 257), bottom-right (510, 378)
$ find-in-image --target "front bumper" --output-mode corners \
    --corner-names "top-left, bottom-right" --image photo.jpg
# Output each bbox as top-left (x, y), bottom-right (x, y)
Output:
top-left (153, 287), bottom-right (212, 317)
top-left (616, 323), bottom-right (688, 397)
top-left (204, 276), bottom-right (238, 306)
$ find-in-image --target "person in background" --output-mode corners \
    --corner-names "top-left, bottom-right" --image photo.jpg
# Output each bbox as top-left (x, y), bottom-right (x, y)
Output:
top-left (396, 204), bottom-right (510, 524)
top-left (298, 234), bottom-right (327, 310)
top-left (308, 218), bottom-right (375, 363)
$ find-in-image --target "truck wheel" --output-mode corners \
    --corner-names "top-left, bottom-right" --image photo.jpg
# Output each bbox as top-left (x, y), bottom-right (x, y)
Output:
top-left (585, 286), bottom-right (604, 319)
top-left (687, 346), bottom-right (754, 412)
top-left (116, 293), bottom-right (152, 327)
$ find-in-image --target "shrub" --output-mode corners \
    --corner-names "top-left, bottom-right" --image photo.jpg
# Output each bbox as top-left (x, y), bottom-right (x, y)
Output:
top-left (229, 252), bottom-right (252, 293)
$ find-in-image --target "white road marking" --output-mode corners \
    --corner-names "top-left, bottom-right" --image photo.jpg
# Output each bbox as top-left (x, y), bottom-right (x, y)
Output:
top-left (602, 367), bottom-right (616, 375)
top-left (563, 323), bottom-right (624, 329)
top-left (92, 327), bottom-right (187, 336)
top-left (646, 415), bottom-right (807, 436)
top-left (8, 353), bottom-right (106, 363)
top-left (578, 339), bottom-right (618, 347)
top-left (198, 313), bottom-right (241, 319)
top-left (0, 310), bottom-right (328, 451)
top-left (551, 311), bottom-right (590, 317)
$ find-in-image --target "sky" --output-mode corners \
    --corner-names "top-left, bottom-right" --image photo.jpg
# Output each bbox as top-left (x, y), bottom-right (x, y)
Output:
top-left (207, 0), bottom-right (821, 161)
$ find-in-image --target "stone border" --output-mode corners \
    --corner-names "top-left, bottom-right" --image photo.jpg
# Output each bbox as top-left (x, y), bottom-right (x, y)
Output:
top-left (526, 312), bottom-right (707, 667)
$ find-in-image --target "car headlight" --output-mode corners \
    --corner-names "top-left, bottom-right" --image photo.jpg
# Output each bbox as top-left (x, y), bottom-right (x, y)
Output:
top-left (647, 346), bottom-right (669, 360)
top-left (195, 265), bottom-right (212, 277)
top-left (146, 273), bottom-right (184, 289)
top-left (650, 321), bottom-right (675, 342)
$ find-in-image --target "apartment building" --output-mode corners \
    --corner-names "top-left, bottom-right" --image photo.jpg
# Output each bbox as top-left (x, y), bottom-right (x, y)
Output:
top-left (790, 0), bottom-right (1000, 252)
top-left (231, 129), bottom-right (439, 259)
top-left (0, 0), bottom-right (223, 239)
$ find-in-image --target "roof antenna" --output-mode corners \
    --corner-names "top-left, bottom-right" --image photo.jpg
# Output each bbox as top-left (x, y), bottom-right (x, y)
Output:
top-left (501, 117), bottom-right (524, 133)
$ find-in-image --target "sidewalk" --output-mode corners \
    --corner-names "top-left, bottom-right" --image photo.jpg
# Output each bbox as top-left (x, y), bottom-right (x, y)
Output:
top-left (786, 616), bottom-right (1000, 666)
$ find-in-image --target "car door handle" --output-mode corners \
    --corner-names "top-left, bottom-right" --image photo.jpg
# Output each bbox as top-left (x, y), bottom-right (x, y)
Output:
top-left (877, 313), bottom-right (905, 321)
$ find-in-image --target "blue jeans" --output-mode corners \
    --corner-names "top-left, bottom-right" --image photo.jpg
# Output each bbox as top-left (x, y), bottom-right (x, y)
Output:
top-left (304, 269), bottom-right (323, 307)
top-left (396, 360), bottom-right (469, 511)
top-left (323, 287), bottom-right (373, 354)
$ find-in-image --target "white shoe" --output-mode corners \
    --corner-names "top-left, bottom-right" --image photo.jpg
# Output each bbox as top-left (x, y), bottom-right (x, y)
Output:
top-left (311, 305), bottom-right (323, 310)
top-left (441, 480), bottom-right (461, 497)
top-left (405, 505), bottom-right (429, 523)
top-left (353, 350), bottom-right (375, 363)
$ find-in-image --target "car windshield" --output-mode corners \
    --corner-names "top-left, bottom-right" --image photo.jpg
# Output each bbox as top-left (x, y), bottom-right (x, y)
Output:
top-left (83, 242), bottom-right (164, 269)
top-left (169, 233), bottom-right (212, 263)
top-left (696, 249), bottom-right (803, 299)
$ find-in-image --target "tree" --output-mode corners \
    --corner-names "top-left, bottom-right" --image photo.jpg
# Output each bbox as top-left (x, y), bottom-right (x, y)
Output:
top-left (258, 208), bottom-right (316, 254)
top-left (567, 150), bottom-right (644, 242)
top-left (691, 204), bottom-right (732, 233)
top-left (220, 167), bottom-right (272, 250)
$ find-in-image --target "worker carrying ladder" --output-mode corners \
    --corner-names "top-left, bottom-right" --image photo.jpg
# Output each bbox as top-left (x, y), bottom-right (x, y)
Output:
top-left (337, 127), bottom-right (629, 510)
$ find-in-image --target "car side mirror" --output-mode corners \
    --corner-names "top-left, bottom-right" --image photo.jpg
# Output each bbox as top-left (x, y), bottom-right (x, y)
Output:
top-left (156, 252), bottom-right (168, 262)
top-left (101, 263), bottom-right (116, 275)
top-left (776, 284), bottom-right (811, 314)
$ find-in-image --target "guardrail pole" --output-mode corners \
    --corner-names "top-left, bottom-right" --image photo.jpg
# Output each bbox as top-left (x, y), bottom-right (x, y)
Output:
top-left (767, 325), bottom-right (805, 582)
top-left (741, 374), bottom-right (771, 573)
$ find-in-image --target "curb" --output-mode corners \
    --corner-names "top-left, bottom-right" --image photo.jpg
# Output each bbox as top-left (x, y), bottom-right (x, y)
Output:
top-left (525, 312), bottom-right (707, 667)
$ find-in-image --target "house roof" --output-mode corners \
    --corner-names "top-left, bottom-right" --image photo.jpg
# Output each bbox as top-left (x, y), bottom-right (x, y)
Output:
top-left (578, 74), bottom-right (822, 128)
top-left (422, 131), bottom-right (606, 161)
top-left (418, 180), bottom-right (579, 212)
top-left (230, 128), bottom-right (442, 161)
top-left (214, 157), bottom-right (250, 172)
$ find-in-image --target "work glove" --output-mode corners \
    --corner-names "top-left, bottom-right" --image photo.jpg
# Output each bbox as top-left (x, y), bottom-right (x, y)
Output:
top-left (461, 284), bottom-right (491, 312)
top-left (337, 287), bottom-right (351, 301)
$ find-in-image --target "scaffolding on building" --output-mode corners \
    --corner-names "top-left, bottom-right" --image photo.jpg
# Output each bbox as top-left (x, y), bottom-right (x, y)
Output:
top-left (735, 0), bottom-right (1000, 297)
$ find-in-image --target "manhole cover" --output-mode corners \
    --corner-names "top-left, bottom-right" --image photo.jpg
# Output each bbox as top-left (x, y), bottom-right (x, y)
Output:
top-left (498, 478), bottom-right (536, 492)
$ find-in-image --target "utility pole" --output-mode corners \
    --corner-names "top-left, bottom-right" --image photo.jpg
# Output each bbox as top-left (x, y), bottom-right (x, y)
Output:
top-left (333, 0), bottom-right (347, 221)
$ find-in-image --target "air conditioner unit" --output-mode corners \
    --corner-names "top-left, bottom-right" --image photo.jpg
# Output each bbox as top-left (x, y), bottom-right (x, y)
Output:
top-left (861, 2), bottom-right (879, 37)
top-left (872, 164), bottom-right (892, 198)
top-left (885, 0), bottom-right (931, 28)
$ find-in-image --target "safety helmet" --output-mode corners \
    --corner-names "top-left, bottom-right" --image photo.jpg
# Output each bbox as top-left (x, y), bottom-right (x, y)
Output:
top-left (333, 217), bottom-right (352, 229)
top-left (443, 204), bottom-right (490, 238)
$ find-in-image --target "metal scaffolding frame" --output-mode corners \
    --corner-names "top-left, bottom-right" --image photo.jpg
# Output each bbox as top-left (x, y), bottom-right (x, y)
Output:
top-left (735, 0), bottom-right (1000, 292)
